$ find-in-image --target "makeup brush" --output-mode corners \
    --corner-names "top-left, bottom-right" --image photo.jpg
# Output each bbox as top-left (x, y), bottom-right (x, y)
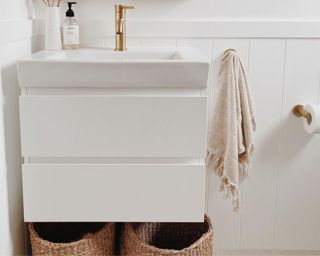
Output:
top-left (42, 0), bottom-right (62, 7)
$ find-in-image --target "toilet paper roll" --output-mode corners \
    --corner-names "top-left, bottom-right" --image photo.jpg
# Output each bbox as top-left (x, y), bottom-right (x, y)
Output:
top-left (303, 104), bottom-right (320, 134)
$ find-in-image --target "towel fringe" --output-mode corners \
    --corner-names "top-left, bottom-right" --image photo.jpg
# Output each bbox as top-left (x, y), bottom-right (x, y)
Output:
top-left (207, 147), bottom-right (254, 211)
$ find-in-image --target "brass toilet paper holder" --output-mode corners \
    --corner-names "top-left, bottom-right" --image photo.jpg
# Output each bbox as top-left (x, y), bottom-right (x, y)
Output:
top-left (292, 105), bottom-right (312, 124)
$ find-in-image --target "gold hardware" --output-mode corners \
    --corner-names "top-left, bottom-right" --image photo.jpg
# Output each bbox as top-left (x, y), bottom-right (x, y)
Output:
top-left (115, 4), bottom-right (135, 51)
top-left (292, 104), bottom-right (312, 125)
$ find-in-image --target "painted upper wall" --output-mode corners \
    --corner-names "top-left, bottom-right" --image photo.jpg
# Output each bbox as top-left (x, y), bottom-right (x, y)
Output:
top-left (0, 0), bottom-right (33, 20)
top-left (33, 0), bottom-right (320, 20)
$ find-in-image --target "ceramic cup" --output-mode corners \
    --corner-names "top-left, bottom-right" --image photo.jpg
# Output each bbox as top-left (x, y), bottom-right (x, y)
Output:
top-left (45, 7), bottom-right (62, 51)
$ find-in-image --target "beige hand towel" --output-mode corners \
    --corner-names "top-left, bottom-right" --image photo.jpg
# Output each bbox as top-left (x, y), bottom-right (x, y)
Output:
top-left (207, 49), bottom-right (256, 211)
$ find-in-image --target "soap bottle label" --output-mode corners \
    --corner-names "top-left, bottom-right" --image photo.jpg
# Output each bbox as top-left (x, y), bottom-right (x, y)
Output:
top-left (63, 25), bottom-right (79, 45)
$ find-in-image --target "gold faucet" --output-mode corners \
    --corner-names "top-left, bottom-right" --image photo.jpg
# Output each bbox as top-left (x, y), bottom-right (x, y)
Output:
top-left (115, 4), bottom-right (135, 51)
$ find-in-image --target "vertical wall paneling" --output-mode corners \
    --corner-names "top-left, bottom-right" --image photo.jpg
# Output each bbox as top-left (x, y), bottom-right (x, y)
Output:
top-left (314, 72), bottom-right (320, 247)
top-left (275, 40), bottom-right (320, 250)
top-left (30, 35), bottom-right (320, 253)
top-left (12, 5), bottom-right (320, 250)
top-left (240, 39), bottom-right (286, 249)
top-left (207, 39), bottom-right (250, 250)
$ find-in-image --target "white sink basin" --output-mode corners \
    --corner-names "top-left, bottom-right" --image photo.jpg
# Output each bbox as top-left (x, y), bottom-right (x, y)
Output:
top-left (17, 47), bottom-right (210, 88)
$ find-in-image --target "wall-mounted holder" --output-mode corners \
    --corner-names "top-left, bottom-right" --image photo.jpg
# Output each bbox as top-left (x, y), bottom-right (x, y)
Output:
top-left (292, 104), bottom-right (312, 124)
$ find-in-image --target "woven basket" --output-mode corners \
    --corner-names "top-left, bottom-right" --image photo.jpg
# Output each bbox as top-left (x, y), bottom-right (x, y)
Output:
top-left (29, 222), bottom-right (115, 256)
top-left (121, 215), bottom-right (213, 256)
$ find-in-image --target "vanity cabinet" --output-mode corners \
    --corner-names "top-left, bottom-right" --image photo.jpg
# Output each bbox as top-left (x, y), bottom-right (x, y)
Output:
top-left (22, 164), bottom-right (205, 222)
top-left (20, 96), bottom-right (207, 158)
top-left (18, 48), bottom-right (210, 222)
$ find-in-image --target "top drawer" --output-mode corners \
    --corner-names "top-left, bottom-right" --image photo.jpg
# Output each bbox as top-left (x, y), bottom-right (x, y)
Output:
top-left (19, 96), bottom-right (207, 158)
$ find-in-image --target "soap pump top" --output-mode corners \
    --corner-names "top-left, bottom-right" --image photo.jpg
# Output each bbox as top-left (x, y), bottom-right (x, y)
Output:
top-left (66, 2), bottom-right (77, 17)
top-left (62, 1), bottom-right (80, 49)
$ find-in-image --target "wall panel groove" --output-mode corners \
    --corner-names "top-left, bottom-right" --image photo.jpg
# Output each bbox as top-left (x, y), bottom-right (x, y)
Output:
top-left (272, 39), bottom-right (288, 249)
top-left (275, 40), bottom-right (320, 250)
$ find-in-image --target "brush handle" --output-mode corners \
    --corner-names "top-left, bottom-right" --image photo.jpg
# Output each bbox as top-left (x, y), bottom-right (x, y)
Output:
top-left (42, 0), bottom-right (62, 7)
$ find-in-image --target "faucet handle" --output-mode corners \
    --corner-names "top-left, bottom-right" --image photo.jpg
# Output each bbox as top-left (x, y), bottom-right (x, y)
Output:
top-left (115, 4), bottom-right (135, 12)
top-left (124, 5), bottom-right (135, 9)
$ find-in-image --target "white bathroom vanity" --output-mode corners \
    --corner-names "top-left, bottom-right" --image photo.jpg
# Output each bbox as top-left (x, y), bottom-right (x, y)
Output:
top-left (17, 47), bottom-right (210, 223)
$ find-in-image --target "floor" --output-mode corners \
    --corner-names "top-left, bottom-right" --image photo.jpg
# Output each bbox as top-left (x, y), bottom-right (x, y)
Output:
top-left (216, 250), bottom-right (320, 256)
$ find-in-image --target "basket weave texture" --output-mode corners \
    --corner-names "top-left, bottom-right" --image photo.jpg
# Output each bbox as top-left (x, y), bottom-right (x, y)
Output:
top-left (121, 215), bottom-right (213, 256)
top-left (29, 222), bottom-right (115, 256)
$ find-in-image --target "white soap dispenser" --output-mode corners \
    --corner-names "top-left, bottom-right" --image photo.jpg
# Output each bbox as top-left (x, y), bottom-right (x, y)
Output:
top-left (62, 2), bottom-right (80, 49)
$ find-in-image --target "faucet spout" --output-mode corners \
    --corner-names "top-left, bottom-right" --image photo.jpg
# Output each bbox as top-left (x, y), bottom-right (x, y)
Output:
top-left (115, 4), bottom-right (135, 51)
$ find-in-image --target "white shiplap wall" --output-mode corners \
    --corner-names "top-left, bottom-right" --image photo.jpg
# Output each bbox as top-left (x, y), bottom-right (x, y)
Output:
top-left (15, 16), bottom-right (320, 256)
top-left (67, 33), bottom-right (320, 254)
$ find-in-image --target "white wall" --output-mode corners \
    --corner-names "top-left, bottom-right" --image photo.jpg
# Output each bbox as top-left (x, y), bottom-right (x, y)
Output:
top-left (29, 1), bottom-right (320, 255)
top-left (0, 1), bottom-right (35, 255)
top-left (33, 0), bottom-right (320, 20)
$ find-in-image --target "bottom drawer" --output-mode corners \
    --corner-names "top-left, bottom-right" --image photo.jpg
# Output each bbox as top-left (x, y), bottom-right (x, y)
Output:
top-left (22, 164), bottom-right (206, 222)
